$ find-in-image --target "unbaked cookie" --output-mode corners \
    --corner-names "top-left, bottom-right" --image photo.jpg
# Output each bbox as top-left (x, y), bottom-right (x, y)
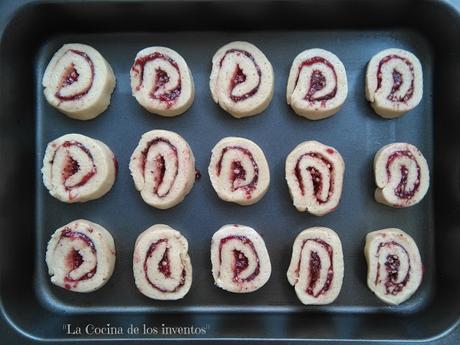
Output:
top-left (42, 43), bottom-right (116, 120)
top-left (210, 41), bottom-right (274, 118)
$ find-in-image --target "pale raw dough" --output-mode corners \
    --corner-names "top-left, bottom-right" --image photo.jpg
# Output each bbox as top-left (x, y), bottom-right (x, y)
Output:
top-left (42, 43), bottom-right (116, 120)
top-left (374, 142), bottom-right (429, 208)
top-left (285, 140), bottom-right (344, 216)
top-left (287, 48), bottom-right (348, 120)
top-left (208, 137), bottom-right (270, 205)
top-left (130, 47), bottom-right (194, 116)
top-left (129, 129), bottom-right (195, 209)
top-left (287, 227), bottom-right (344, 305)
top-left (211, 224), bottom-right (271, 293)
top-left (364, 228), bottom-right (423, 305)
top-left (133, 224), bottom-right (192, 300)
top-left (46, 219), bottom-right (116, 293)
top-left (42, 133), bottom-right (116, 203)
top-left (365, 48), bottom-right (423, 118)
top-left (210, 41), bottom-right (274, 118)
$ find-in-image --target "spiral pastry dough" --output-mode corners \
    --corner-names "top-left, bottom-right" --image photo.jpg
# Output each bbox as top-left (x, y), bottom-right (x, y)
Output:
top-left (211, 224), bottom-right (271, 293)
top-left (374, 143), bottom-right (429, 208)
top-left (208, 137), bottom-right (270, 205)
top-left (285, 140), bottom-right (345, 216)
top-left (42, 134), bottom-right (117, 203)
top-left (42, 43), bottom-right (116, 120)
top-left (365, 48), bottom-right (423, 118)
top-left (287, 227), bottom-right (344, 305)
top-left (286, 49), bottom-right (348, 120)
top-left (129, 130), bottom-right (195, 209)
top-left (133, 224), bottom-right (192, 300)
top-left (365, 228), bottom-right (423, 305)
top-left (210, 41), bottom-right (274, 118)
top-left (130, 47), bottom-right (194, 116)
top-left (45, 219), bottom-right (116, 292)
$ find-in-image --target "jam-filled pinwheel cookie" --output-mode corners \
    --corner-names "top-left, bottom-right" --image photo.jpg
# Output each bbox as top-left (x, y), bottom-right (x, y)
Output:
top-left (129, 130), bottom-right (196, 209)
top-left (210, 41), bottom-right (274, 118)
top-left (365, 228), bottom-right (423, 305)
top-left (42, 43), bottom-right (116, 120)
top-left (130, 47), bottom-right (194, 116)
top-left (285, 140), bottom-right (345, 216)
top-left (365, 48), bottom-right (423, 118)
top-left (286, 49), bottom-right (348, 120)
top-left (374, 143), bottom-right (429, 208)
top-left (133, 224), bottom-right (192, 300)
top-left (46, 219), bottom-right (116, 292)
top-left (42, 134), bottom-right (117, 203)
top-left (287, 227), bottom-right (344, 305)
top-left (211, 224), bottom-right (271, 293)
top-left (208, 137), bottom-right (270, 205)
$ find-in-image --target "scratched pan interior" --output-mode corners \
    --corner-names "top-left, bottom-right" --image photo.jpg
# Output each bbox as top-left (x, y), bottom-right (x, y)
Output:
top-left (1, 0), bottom-right (460, 343)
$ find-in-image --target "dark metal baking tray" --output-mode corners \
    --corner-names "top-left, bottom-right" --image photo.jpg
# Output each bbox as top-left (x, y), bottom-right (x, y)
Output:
top-left (1, 0), bottom-right (459, 343)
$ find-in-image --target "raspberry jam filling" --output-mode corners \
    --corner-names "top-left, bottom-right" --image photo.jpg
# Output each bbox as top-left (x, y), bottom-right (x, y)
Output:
top-left (59, 228), bottom-right (97, 289)
top-left (294, 56), bottom-right (337, 104)
top-left (297, 239), bottom-right (334, 297)
top-left (55, 49), bottom-right (95, 101)
top-left (62, 64), bottom-right (79, 87)
top-left (132, 52), bottom-right (182, 107)
top-left (50, 140), bottom-right (97, 197)
top-left (294, 152), bottom-right (334, 203)
top-left (216, 146), bottom-right (259, 199)
top-left (386, 150), bottom-right (421, 199)
top-left (376, 54), bottom-right (414, 102)
top-left (140, 137), bottom-right (178, 198)
top-left (375, 241), bottom-right (411, 295)
top-left (144, 239), bottom-right (186, 293)
top-left (219, 235), bottom-right (260, 283)
top-left (219, 49), bottom-right (261, 102)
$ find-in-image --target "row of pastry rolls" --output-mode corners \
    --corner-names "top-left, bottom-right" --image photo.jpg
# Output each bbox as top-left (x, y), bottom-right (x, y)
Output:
top-left (42, 131), bottom-right (430, 214)
top-left (43, 43), bottom-right (423, 120)
top-left (46, 220), bottom-right (423, 306)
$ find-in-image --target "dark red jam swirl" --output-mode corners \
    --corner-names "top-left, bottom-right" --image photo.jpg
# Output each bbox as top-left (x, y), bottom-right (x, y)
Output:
top-left (140, 137), bottom-right (178, 198)
top-left (294, 56), bottom-right (337, 104)
top-left (376, 55), bottom-right (414, 103)
top-left (50, 140), bottom-right (97, 199)
top-left (219, 235), bottom-right (260, 283)
top-left (386, 150), bottom-right (421, 200)
top-left (375, 241), bottom-right (411, 295)
top-left (131, 52), bottom-right (181, 108)
top-left (59, 228), bottom-right (97, 289)
top-left (294, 152), bottom-right (334, 204)
top-left (219, 49), bottom-right (261, 102)
top-left (216, 146), bottom-right (258, 199)
top-left (55, 49), bottom-right (95, 101)
top-left (144, 239), bottom-right (186, 293)
top-left (296, 239), bottom-right (334, 297)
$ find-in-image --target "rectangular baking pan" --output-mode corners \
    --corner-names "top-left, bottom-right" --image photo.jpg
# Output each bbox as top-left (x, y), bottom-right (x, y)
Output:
top-left (1, 0), bottom-right (460, 343)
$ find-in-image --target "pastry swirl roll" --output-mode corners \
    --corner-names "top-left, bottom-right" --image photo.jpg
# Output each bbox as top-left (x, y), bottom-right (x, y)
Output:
top-left (210, 41), bottom-right (274, 118)
top-left (45, 219), bottom-right (116, 292)
top-left (374, 143), bottom-right (429, 208)
top-left (211, 224), bottom-right (271, 293)
top-left (287, 227), bottom-right (344, 305)
top-left (42, 43), bottom-right (116, 120)
top-left (285, 140), bottom-right (345, 216)
top-left (365, 48), bottom-right (423, 118)
top-left (208, 137), bottom-right (270, 205)
top-left (133, 224), bottom-right (192, 300)
top-left (365, 228), bottom-right (423, 305)
top-left (286, 49), bottom-right (348, 120)
top-left (42, 134), bottom-right (117, 203)
top-left (130, 47), bottom-right (194, 116)
top-left (129, 130), bottom-right (195, 209)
